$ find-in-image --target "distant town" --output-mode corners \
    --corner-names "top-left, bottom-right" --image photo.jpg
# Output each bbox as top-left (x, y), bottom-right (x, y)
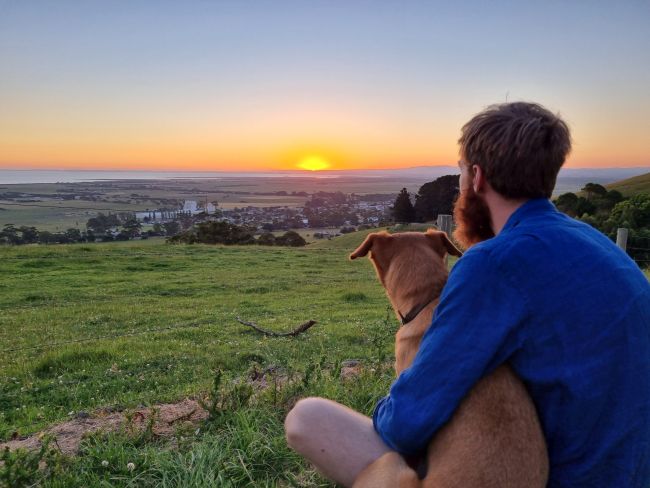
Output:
top-left (136, 192), bottom-right (390, 228)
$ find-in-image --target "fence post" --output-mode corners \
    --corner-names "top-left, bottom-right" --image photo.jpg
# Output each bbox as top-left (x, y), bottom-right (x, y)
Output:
top-left (437, 214), bottom-right (453, 266)
top-left (436, 214), bottom-right (453, 236)
top-left (616, 228), bottom-right (629, 251)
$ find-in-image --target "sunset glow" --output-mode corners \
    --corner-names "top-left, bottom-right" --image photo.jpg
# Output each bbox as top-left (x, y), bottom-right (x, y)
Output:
top-left (0, 2), bottom-right (648, 171)
top-left (297, 156), bottom-right (331, 171)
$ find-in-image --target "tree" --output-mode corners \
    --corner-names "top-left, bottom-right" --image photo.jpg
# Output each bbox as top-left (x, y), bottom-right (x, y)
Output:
top-left (0, 224), bottom-right (20, 245)
top-left (555, 192), bottom-right (579, 215)
top-left (574, 197), bottom-right (597, 218)
top-left (257, 232), bottom-right (276, 245)
top-left (392, 188), bottom-right (415, 223)
top-left (63, 228), bottom-right (83, 243)
top-left (37, 231), bottom-right (57, 244)
top-left (163, 221), bottom-right (181, 236)
top-left (193, 221), bottom-right (255, 245)
top-left (18, 226), bottom-right (39, 244)
top-left (86, 213), bottom-right (120, 234)
top-left (605, 190), bottom-right (624, 206)
top-left (581, 183), bottom-right (607, 200)
top-left (275, 231), bottom-right (307, 247)
top-left (603, 193), bottom-right (650, 233)
top-left (414, 175), bottom-right (460, 222)
top-left (555, 192), bottom-right (595, 217)
top-left (121, 217), bottom-right (142, 238)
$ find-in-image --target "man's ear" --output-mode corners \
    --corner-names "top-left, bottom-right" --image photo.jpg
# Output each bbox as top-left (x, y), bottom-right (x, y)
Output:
top-left (349, 232), bottom-right (388, 260)
top-left (472, 164), bottom-right (485, 193)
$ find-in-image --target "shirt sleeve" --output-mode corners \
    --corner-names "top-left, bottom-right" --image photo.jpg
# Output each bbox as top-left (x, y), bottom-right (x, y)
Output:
top-left (373, 248), bottom-right (529, 455)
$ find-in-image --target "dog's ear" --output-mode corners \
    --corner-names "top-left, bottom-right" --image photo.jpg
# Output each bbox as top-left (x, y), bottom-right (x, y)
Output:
top-left (441, 232), bottom-right (463, 257)
top-left (349, 232), bottom-right (390, 260)
top-left (425, 229), bottom-right (463, 258)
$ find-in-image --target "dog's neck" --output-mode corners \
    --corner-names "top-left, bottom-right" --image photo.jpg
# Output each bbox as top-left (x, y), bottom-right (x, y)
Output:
top-left (383, 255), bottom-right (447, 324)
top-left (394, 302), bottom-right (438, 374)
top-left (381, 253), bottom-right (449, 374)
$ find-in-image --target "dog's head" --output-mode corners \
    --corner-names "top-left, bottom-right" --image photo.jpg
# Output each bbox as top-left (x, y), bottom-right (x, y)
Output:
top-left (349, 229), bottom-right (462, 289)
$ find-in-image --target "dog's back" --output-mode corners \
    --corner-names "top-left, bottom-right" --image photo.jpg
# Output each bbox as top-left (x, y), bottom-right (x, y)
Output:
top-left (351, 230), bottom-right (548, 488)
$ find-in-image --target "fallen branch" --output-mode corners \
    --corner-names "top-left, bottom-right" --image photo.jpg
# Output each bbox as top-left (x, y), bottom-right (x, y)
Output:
top-left (236, 317), bottom-right (317, 337)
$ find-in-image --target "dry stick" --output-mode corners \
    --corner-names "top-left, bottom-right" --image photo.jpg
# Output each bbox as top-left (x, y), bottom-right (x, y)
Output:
top-left (236, 317), bottom-right (316, 337)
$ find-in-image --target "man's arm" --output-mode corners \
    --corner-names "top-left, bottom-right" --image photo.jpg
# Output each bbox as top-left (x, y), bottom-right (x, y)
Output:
top-left (373, 249), bottom-right (529, 455)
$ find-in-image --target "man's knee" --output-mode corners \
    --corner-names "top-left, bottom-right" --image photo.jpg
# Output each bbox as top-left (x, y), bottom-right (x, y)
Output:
top-left (285, 396), bottom-right (327, 450)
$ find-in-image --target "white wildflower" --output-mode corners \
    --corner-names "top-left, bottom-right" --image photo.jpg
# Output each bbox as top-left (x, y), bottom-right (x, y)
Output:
top-left (127, 462), bottom-right (135, 471)
top-left (101, 460), bottom-right (109, 467)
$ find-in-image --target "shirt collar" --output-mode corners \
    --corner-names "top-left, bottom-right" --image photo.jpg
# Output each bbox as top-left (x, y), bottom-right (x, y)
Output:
top-left (500, 197), bottom-right (557, 234)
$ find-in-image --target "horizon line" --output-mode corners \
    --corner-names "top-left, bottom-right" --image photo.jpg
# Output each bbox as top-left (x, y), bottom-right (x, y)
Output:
top-left (1, 165), bottom-right (649, 173)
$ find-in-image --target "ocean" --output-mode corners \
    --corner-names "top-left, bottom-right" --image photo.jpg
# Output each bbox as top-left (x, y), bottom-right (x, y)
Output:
top-left (1, 167), bottom-right (647, 186)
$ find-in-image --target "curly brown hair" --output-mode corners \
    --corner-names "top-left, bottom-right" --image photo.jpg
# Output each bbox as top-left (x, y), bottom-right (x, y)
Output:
top-left (458, 102), bottom-right (572, 199)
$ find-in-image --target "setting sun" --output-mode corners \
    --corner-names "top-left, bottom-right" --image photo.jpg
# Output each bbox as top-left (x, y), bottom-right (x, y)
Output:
top-left (297, 155), bottom-right (331, 171)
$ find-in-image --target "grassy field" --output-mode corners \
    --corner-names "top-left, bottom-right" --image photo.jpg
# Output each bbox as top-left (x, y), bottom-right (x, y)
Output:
top-left (0, 230), bottom-right (400, 486)
top-left (606, 171), bottom-right (650, 196)
top-left (1, 232), bottom-right (647, 486)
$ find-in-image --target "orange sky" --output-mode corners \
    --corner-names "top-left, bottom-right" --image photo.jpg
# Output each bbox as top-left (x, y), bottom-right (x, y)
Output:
top-left (1, 2), bottom-right (648, 172)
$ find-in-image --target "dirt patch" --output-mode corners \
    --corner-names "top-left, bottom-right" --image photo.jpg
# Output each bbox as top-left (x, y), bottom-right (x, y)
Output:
top-left (340, 359), bottom-right (363, 381)
top-left (0, 399), bottom-right (208, 456)
top-left (247, 364), bottom-right (290, 391)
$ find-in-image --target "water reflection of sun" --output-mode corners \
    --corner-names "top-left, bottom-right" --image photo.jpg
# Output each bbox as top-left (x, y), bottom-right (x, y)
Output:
top-left (297, 155), bottom-right (330, 171)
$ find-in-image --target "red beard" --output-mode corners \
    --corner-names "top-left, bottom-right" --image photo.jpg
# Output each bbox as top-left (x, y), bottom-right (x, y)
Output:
top-left (452, 186), bottom-right (495, 250)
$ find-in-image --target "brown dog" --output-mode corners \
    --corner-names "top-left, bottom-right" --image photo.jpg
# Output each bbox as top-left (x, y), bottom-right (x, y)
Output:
top-left (349, 229), bottom-right (548, 488)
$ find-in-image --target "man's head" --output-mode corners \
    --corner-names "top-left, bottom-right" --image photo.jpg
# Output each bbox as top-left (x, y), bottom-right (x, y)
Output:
top-left (453, 102), bottom-right (572, 249)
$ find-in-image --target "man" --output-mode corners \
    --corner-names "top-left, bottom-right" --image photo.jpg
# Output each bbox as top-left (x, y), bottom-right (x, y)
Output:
top-left (285, 102), bottom-right (650, 487)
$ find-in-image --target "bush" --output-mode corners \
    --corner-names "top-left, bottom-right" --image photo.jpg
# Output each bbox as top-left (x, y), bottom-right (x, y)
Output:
top-left (274, 231), bottom-right (307, 247)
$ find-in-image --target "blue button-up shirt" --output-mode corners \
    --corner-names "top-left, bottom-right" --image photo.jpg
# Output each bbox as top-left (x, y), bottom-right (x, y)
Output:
top-left (373, 198), bottom-right (650, 487)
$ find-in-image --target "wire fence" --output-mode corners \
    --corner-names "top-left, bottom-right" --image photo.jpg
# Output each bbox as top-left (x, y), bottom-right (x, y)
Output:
top-left (625, 235), bottom-right (650, 266)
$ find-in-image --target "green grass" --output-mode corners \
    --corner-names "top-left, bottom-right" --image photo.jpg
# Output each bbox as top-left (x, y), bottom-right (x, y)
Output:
top-left (1, 234), bottom-right (645, 486)
top-left (0, 237), bottom-right (398, 486)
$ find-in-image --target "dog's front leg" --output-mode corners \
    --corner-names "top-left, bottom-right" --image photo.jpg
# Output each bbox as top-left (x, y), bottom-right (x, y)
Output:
top-left (353, 451), bottom-right (421, 488)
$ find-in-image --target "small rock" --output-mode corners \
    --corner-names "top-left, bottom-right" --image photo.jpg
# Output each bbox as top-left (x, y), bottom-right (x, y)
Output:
top-left (76, 411), bottom-right (90, 419)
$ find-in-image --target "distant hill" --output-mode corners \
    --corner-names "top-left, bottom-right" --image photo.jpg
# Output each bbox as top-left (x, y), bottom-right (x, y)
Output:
top-left (605, 172), bottom-right (650, 196)
top-left (334, 166), bottom-right (650, 195)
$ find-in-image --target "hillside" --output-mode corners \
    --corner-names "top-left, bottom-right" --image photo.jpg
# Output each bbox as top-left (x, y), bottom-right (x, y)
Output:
top-left (606, 171), bottom-right (650, 196)
top-left (0, 235), bottom-right (645, 485)
top-left (308, 223), bottom-right (438, 251)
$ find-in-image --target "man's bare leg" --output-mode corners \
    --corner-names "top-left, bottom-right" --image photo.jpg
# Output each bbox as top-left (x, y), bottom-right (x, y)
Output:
top-left (285, 397), bottom-right (393, 487)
